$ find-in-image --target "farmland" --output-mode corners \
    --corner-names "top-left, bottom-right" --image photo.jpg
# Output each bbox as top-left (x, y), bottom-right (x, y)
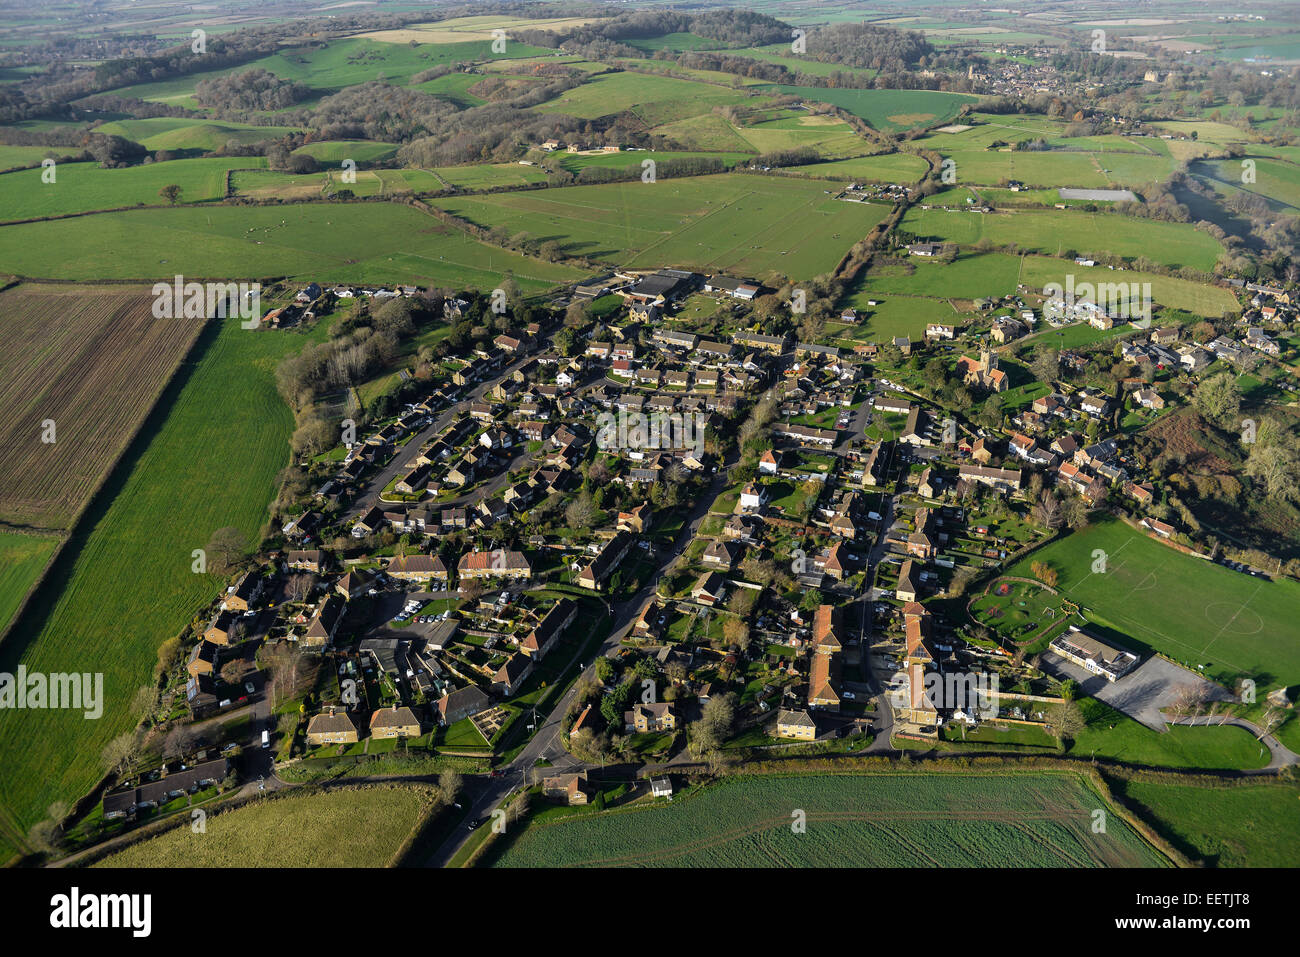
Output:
top-left (1116, 777), bottom-right (1300, 867)
top-left (94, 118), bottom-right (301, 153)
top-left (0, 283), bottom-right (205, 530)
top-left (0, 315), bottom-right (302, 848)
top-left (901, 206), bottom-right (1226, 271)
top-left (93, 786), bottom-right (437, 867)
top-left (1007, 518), bottom-right (1300, 689)
top-left (786, 152), bottom-right (929, 183)
top-left (0, 202), bottom-right (583, 290)
top-left (0, 157), bottom-right (262, 221)
top-left (536, 71), bottom-right (764, 123)
top-left (437, 174), bottom-right (890, 282)
top-left (766, 86), bottom-right (978, 132)
top-left (0, 531), bottom-right (59, 637)
top-left (492, 771), bottom-right (1169, 867)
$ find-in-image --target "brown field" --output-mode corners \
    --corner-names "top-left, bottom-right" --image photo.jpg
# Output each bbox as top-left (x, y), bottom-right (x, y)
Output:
top-left (0, 283), bottom-right (204, 530)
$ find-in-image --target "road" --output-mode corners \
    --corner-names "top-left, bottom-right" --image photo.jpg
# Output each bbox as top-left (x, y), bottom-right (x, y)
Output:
top-left (421, 462), bottom-right (733, 866)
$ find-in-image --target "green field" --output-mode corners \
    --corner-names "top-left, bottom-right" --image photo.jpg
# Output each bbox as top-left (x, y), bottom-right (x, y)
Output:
top-left (0, 202), bottom-right (583, 290)
top-left (858, 250), bottom-right (1026, 299)
top-left (787, 152), bottom-right (929, 182)
top-left (94, 118), bottom-right (300, 152)
top-left (733, 115), bottom-right (868, 159)
top-left (437, 173), bottom-right (890, 282)
top-left (1117, 778), bottom-right (1300, 867)
top-left (537, 70), bottom-right (759, 123)
top-left (0, 532), bottom-right (60, 637)
top-left (0, 157), bottom-right (262, 221)
top-left (492, 771), bottom-right (1169, 867)
top-left (902, 206), bottom-right (1225, 271)
top-left (433, 162), bottom-right (549, 189)
top-left (292, 140), bottom-right (399, 165)
top-left (231, 167), bottom-right (446, 200)
top-left (1195, 155), bottom-right (1300, 212)
top-left (0, 316), bottom-right (304, 851)
top-left (836, 294), bottom-right (964, 342)
top-left (1016, 256), bottom-right (1239, 317)
top-left (92, 786), bottom-right (434, 867)
top-left (1008, 519), bottom-right (1300, 689)
top-left (767, 86), bottom-right (978, 132)
top-left (0, 144), bottom-right (70, 169)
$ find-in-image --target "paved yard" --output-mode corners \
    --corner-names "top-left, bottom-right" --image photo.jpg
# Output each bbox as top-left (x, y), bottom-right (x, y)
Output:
top-left (1039, 652), bottom-right (1231, 731)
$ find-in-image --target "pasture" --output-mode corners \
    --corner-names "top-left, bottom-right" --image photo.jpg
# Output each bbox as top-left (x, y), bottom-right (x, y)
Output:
top-left (0, 157), bottom-right (261, 221)
top-left (786, 152), bottom-right (929, 182)
top-left (0, 202), bottom-right (583, 290)
top-left (901, 206), bottom-right (1226, 271)
top-left (0, 283), bottom-right (204, 529)
top-left (93, 786), bottom-right (436, 867)
top-left (1016, 256), bottom-right (1239, 317)
top-left (767, 86), bottom-right (978, 132)
top-left (855, 251), bottom-right (1025, 299)
top-left (1007, 519), bottom-right (1300, 689)
top-left (437, 173), bottom-right (890, 282)
top-left (835, 294), bottom-right (964, 343)
top-left (292, 140), bottom-right (399, 165)
top-left (0, 316), bottom-right (303, 848)
top-left (0, 532), bottom-right (60, 637)
top-left (94, 118), bottom-right (300, 153)
top-left (492, 771), bottom-right (1169, 867)
top-left (536, 71), bottom-right (760, 123)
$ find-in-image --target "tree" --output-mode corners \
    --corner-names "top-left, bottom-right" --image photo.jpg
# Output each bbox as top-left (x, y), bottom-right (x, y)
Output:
top-left (219, 659), bottom-right (244, 684)
top-left (722, 616), bottom-right (751, 652)
top-left (1046, 700), bottom-right (1085, 742)
top-left (727, 588), bottom-right (758, 618)
top-left (565, 492), bottom-right (599, 530)
top-left (1192, 372), bottom-right (1241, 428)
top-left (101, 731), bottom-right (140, 779)
top-left (1030, 344), bottom-right (1059, 384)
top-left (158, 183), bottom-right (183, 205)
top-left (437, 769), bottom-right (464, 805)
top-left (697, 692), bottom-right (737, 749)
top-left (155, 636), bottom-right (184, 678)
top-left (131, 684), bottom-right (159, 723)
top-left (287, 572), bottom-right (315, 602)
top-left (205, 526), bottom-right (248, 575)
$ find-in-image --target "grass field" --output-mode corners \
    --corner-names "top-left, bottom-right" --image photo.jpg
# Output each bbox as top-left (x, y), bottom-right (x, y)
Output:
top-left (733, 115), bottom-right (868, 159)
top-left (902, 206), bottom-right (1225, 271)
top-left (0, 157), bottom-right (262, 221)
top-left (1015, 255), bottom-right (1238, 316)
top-left (1194, 155), bottom-right (1300, 212)
top-left (857, 250), bottom-right (1026, 299)
top-left (492, 771), bottom-right (1169, 867)
top-left (94, 118), bottom-right (300, 153)
top-left (767, 86), bottom-right (978, 132)
top-left (1117, 778), bottom-right (1300, 867)
top-left (437, 173), bottom-right (889, 282)
top-left (1008, 518), bottom-right (1300, 689)
top-left (230, 167), bottom-right (446, 200)
top-left (0, 202), bottom-right (583, 290)
top-left (786, 152), bottom-right (929, 182)
top-left (0, 532), bottom-right (60, 637)
top-left (836, 294), bottom-right (964, 342)
top-left (0, 144), bottom-right (71, 169)
top-left (292, 140), bottom-right (399, 165)
top-left (0, 316), bottom-right (304, 852)
top-left (536, 70), bottom-right (759, 123)
top-left (0, 283), bottom-right (205, 529)
top-left (92, 786), bottom-right (435, 867)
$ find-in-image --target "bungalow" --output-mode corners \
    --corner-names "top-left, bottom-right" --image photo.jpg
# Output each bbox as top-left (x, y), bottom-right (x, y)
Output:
top-left (702, 539), bottom-right (741, 570)
top-left (543, 771), bottom-right (594, 806)
top-left (1141, 516), bottom-right (1176, 538)
top-left (773, 423), bottom-right (836, 447)
top-left (1132, 387), bottom-right (1164, 410)
top-left (924, 322), bottom-right (956, 340)
top-left (907, 242), bottom-right (939, 257)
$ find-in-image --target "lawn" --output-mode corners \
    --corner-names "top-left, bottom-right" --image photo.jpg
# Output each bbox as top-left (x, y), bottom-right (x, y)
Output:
top-left (491, 771), bottom-right (1169, 867)
top-left (0, 532), bottom-right (60, 637)
top-left (1007, 518), bottom-right (1300, 689)
top-left (437, 173), bottom-right (890, 283)
top-left (0, 316), bottom-right (304, 854)
top-left (0, 157), bottom-right (265, 221)
top-left (1117, 777), bottom-right (1300, 867)
top-left (1065, 702), bottom-right (1271, 772)
top-left (92, 785), bottom-right (436, 867)
top-left (0, 202), bottom-right (584, 290)
top-left (901, 206), bottom-right (1225, 271)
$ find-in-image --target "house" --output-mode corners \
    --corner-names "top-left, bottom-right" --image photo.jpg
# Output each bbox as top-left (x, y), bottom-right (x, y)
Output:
top-left (616, 502), bottom-right (653, 534)
top-left (733, 330), bottom-right (788, 354)
top-left (705, 276), bottom-right (761, 300)
top-left (493, 654), bottom-right (534, 696)
top-left (306, 708), bottom-right (359, 746)
top-left (1132, 387), bottom-right (1164, 410)
top-left (773, 423), bottom-right (836, 447)
top-left (102, 757), bottom-right (230, 819)
top-left (203, 611), bottom-right (237, 646)
top-left (739, 482), bottom-right (770, 513)
top-left (387, 553), bottom-right (449, 584)
top-left (702, 539), bottom-right (741, 570)
top-left (437, 685), bottom-right (491, 725)
top-left (1141, 516), bottom-right (1176, 538)
top-left (916, 466), bottom-right (940, 498)
top-left (776, 708), bottom-right (817, 740)
top-left (758, 449), bottom-right (785, 475)
top-left (369, 706), bottom-right (421, 739)
top-left (1049, 626), bottom-right (1139, 682)
top-left (303, 595), bottom-right (345, 650)
top-left (335, 569), bottom-right (375, 600)
top-left (899, 405), bottom-right (930, 446)
top-left (543, 770), bottom-right (594, 806)
top-left (958, 464), bottom-right (1022, 493)
top-left (896, 560), bottom-right (920, 603)
top-left (458, 550), bottom-right (531, 582)
top-left (225, 571), bottom-right (263, 612)
top-left (286, 549), bottom-right (323, 573)
top-left (650, 777), bottom-right (674, 798)
top-left (522, 599), bottom-right (576, 660)
top-left (691, 572), bottom-right (727, 606)
top-left (625, 701), bottom-right (676, 732)
top-left (907, 242), bottom-right (939, 257)
top-left (575, 531), bottom-right (633, 591)
top-left (186, 641), bottom-right (218, 679)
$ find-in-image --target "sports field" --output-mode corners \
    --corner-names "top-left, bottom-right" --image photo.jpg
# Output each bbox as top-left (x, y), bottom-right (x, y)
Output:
top-left (902, 206), bottom-right (1225, 271)
top-left (1008, 519), bottom-right (1300, 688)
top-left (492, 771), bottom-right (1169, 867)
top-left (93, 786), bottom-right (436, 868)
top-left (0, 202), bottom-right (583, 290)
top-left (437, 173), bottom-right (890, 281)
